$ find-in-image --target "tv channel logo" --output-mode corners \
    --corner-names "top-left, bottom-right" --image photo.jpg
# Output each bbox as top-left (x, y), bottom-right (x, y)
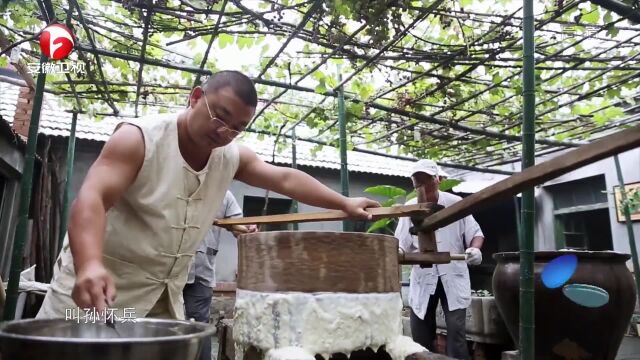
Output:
top-left (26, 23), bottom-right (85, 75)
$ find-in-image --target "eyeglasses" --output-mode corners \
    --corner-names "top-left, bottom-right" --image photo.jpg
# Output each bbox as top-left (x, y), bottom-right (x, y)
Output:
top-left (203, 91), bottom-right (241, 139)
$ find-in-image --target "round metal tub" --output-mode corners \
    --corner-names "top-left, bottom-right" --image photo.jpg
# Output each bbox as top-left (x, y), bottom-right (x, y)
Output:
top-left (0, 318), bottom-right (216, 360)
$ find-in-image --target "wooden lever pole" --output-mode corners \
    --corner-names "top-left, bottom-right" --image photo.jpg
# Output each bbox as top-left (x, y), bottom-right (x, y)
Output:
top-left (214, 203), bottom-right (436, 227)
top-left (415, 124), bottom-right (640, 233)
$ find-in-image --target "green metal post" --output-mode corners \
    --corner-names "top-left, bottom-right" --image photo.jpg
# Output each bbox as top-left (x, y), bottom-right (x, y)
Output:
top-left (614, 155), bottom-right (640, 307)
top-left (58, 111), bottom-right (77, 255)
top-left (337, 66), bottom-right (350, 232)
top-left (3, 55), bottom-right (47, 321)
top-left (513, 195), bottom-right (522, 243)
top-left (520, 0), bottom-right (536, 357)
top-left (291, 127), bottom-right (299, 231)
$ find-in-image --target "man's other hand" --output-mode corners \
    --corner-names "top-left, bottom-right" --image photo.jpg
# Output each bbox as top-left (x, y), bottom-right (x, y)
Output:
top-left (465, 247), bottom-right (482, 265)
top-left (342, 197), bottom-right (381, 220)
top-left (231, 224), bottom-right (258, 237)
top-left (72, 260), bottom-right (116, 312)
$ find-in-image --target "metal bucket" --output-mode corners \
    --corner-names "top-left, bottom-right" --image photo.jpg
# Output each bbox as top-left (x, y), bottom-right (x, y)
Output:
top-left (0, 318), bottom-right (216, 360)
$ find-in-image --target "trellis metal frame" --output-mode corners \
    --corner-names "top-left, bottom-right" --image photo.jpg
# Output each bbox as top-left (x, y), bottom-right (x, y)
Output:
top-left (1, 0), bottom-right (636, 173)
top-left (1, 4), bottom-right (640, 359)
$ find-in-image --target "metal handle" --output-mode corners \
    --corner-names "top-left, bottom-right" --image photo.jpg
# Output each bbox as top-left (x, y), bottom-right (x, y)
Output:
top-left (398, 251), bottom-right (467, 265)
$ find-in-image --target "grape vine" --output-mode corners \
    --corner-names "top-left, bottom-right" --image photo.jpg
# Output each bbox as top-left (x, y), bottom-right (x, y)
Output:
top-left (324, 0), bottom-right (412, 46)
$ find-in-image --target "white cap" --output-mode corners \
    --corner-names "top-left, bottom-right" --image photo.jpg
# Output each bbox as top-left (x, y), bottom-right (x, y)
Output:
top-left (438, 166), bottom-right (450, 178)
top-left (410, 159), bottom-right (439, 177)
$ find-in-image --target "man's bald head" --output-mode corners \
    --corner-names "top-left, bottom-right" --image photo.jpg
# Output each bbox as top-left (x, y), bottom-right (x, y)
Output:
top-left (204, 70), bottom-right (258, 107)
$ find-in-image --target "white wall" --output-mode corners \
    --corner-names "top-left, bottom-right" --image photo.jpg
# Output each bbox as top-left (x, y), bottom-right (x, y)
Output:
top-left (535, 149), bottom-right (640, 268)
top-left (432, 148), bottom-right (640, 272)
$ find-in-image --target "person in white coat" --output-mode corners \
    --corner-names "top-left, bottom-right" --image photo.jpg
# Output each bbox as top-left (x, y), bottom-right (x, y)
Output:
top-left (184, 190), bottom-right (253, 360)
top-left (396, 159), bottom-right (484, 360)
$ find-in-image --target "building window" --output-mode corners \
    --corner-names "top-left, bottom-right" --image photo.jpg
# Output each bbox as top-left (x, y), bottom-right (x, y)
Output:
top-left (242, 195), bottom-right (293, 231)
top-left (548, 175), bottom-right (613, 250)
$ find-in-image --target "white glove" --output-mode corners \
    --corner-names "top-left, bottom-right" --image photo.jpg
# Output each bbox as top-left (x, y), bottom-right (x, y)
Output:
top-left (465, 247), bottom-right (482, 265)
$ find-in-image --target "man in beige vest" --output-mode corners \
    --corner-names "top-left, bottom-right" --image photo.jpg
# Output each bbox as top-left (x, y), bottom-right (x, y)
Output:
top-left (37, 70), bottom-right (380, 320)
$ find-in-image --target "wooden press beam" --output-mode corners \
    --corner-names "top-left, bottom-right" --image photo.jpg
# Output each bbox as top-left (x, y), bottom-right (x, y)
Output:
top-left (214, 203), bottom-right (435, 226)
top-left (417, 124), bottom-right (640, 232)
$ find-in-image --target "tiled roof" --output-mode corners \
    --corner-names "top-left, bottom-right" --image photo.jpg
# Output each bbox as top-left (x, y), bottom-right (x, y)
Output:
top-left (242, 133), bottom-right (414, 177)
top-left (0, 80), bottom-right (421, 177)
top-left (1, 81), bottom-right (121, 142)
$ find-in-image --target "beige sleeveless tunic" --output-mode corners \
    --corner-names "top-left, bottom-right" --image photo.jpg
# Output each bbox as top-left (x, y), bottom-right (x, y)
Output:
top-left (37, 113), bottom-right (239, 319)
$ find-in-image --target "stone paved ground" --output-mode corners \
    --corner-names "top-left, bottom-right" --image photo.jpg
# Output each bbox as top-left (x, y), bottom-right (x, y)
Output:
top-left (617, 336), bottom-right (640, 360)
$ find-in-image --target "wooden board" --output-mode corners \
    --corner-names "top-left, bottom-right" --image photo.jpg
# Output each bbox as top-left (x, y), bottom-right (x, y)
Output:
top-left (418, 124), bottom-right (640, 232)
top-left (215, 203), bottom-right (434, 226)
top-left (237, 231), bottom-right (400, 293)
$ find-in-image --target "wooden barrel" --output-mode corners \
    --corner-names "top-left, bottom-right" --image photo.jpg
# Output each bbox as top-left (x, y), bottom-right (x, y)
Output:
top-left (237, 231), bottom-right (400, 293)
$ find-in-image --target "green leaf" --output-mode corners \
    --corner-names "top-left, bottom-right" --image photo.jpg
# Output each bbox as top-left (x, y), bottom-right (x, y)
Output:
top-left (382, 199), bottom-right (396, 207)
top-left (390, 194), bottom-right (408, 206)
top-left (364, 185), bottom-right (406, 199)
top-left (315, 80), bottom-right (327, 94)
top-left (218, 34), bottom-right (234, 49)
top-left (312, 70), bottom-right (326, 81)
top-left (334, 1), bottom-right (350, 17)
top-left (593, 113), bottom-right (606, 126)
top-left (193, 53), bottom-right (204, 67)
top-left (555, 132), bottom-right (570, 141)
top-left (606, 26), bottom-right (620, 38)
top-left (326, 76), bottom-right (337, 88)
top-left (439, 179), bottom-right (463, 191)
top-left (367, 218), bottom-right (391, 233)
top-left (459, 0), bottom-right (473, 7)
top-left (593, 106), bottom-right (625, 126)
top-left (348, 103), bottom-right (364, 119)
top-left (571, 103), bottom-right (597, 116)
top-left (310, 144), bottom-right (323, 157)
top-left (603, 10), bottom-right (613, 24)
top-left (358, 83), bottom-right (374, 99)
top-left (582, 9), bottom-right (599, 24)
top-left (181, 72), bottom-right (194, 83)
top-left (605, 87), bottom-right (621, 99)
top-left (237, 36), bottom-right (253, 49)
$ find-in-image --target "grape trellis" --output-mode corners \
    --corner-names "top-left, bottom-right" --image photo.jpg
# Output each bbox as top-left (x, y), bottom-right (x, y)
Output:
top-left (1, 0), bottom-right (639, 174)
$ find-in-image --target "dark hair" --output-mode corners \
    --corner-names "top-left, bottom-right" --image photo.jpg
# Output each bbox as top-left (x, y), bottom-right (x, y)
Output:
top-left (204, 70), bottom-right (258, 107)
